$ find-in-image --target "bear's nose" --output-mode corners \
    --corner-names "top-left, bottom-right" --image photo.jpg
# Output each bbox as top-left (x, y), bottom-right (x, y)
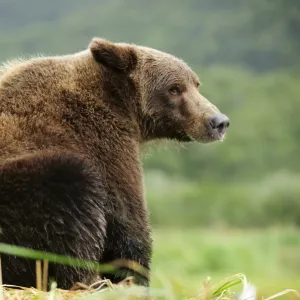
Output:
top-left (208, 113), bottom-right (230, 135)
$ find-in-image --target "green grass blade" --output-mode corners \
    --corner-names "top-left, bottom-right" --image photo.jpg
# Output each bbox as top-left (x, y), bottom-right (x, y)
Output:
top-left (0, 243), bottom-right (148, 278)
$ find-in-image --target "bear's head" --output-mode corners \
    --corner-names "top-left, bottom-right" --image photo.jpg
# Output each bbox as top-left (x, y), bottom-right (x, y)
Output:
top-left (89, 38), bottom-right (229, 143)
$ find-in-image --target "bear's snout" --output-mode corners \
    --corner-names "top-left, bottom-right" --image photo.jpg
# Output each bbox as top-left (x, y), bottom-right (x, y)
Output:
top-left (207, 113), bottom-right (230, 141)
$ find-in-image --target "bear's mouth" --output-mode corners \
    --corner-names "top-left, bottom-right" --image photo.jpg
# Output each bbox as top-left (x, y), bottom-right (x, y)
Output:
top-left (218, 132), bottom-right (226, 142)
top-left (209, 128), bottom-right (227, 142)
top-left (215, 130), bottom-right (226, 142)
top-left (185, 131), bottom-right (226, 143)
top-left (175, 125), bottom-right (228, 143)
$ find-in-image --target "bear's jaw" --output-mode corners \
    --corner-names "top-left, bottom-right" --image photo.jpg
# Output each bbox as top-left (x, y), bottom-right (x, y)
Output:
top-left (205, 130), bottom-right (227, 143)
top-left (184, 128), bottom-right (228, 144)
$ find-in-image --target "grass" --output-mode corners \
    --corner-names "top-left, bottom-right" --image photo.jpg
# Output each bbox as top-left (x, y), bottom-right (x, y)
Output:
top-left (151, 227), bottom-right (300, 299)
top-left (0, 227), bottom-right (300, 299)
top-left (0, 273), bottom-right (265, 300)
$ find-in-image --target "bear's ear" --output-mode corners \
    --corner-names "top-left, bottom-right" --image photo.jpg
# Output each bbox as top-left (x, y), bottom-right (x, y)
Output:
top-left (89, 38), bottom-right (137, 73)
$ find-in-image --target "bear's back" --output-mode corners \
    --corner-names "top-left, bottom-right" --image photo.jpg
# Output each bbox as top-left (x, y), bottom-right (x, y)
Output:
top-left (0, 55), bottom-right (91, 161)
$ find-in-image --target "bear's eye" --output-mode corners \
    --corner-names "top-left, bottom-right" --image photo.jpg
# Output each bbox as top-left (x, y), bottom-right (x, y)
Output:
top-left (169, 86), bottom-right (181, 96)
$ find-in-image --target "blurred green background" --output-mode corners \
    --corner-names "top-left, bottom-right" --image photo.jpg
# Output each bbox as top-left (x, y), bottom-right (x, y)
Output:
top-left (1, 0), bottom-right (299, 298)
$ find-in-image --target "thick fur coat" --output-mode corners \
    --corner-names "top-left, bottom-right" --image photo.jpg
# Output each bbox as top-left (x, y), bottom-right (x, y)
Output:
top-left (0, 38), bottom-right (229, 289)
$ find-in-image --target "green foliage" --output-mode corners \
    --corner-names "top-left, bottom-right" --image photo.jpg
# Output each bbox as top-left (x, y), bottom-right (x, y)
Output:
top-left (146, 169), bottom-right (300, 228)
top-left (0, 0), bottom-right (299, 71)
top-left (0, 242), bottom-right (115, 273)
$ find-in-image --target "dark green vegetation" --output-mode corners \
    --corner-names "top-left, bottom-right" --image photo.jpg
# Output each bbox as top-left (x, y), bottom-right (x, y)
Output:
top-left (0, 0), bottom-right (299, 297)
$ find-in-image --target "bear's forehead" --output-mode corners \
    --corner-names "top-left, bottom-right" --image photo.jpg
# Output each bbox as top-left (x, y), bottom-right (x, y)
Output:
top-left (136, 45), bottom-right (200, 84)
top-left (137, 45), bottom-right (187, 65)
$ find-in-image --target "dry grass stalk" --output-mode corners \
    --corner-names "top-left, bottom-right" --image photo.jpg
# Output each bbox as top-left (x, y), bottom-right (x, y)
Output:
top-left (42, 260), bottom-right (49, 292)
top-left (35, 260), bottom-right (42, 291)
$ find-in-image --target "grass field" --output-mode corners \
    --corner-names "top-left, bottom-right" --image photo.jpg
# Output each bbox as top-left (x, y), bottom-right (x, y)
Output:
top-left (1, 227), bottom-right (300, 299)
top-left (150, 227), bottom-right (300, 299)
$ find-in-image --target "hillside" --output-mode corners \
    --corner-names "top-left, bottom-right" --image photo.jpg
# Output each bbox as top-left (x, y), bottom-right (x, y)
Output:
top-left (0, 0), bottom-right (299, 71)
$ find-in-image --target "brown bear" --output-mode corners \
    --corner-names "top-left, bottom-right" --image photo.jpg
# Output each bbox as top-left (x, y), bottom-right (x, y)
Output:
top-left (0, 38), bottom-right (229, 289)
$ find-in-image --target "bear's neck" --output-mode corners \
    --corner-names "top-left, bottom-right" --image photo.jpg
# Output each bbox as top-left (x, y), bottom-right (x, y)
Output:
top-left (80, 122), bottom-right (147, 223)
top-left (62, 59), bottom-right (147, 221)
top-left (73, 53), bottom-right (143, 134)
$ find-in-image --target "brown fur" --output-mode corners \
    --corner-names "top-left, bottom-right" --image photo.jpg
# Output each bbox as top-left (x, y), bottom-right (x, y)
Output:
top-left (0, 38), bottom-right (228, 289)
